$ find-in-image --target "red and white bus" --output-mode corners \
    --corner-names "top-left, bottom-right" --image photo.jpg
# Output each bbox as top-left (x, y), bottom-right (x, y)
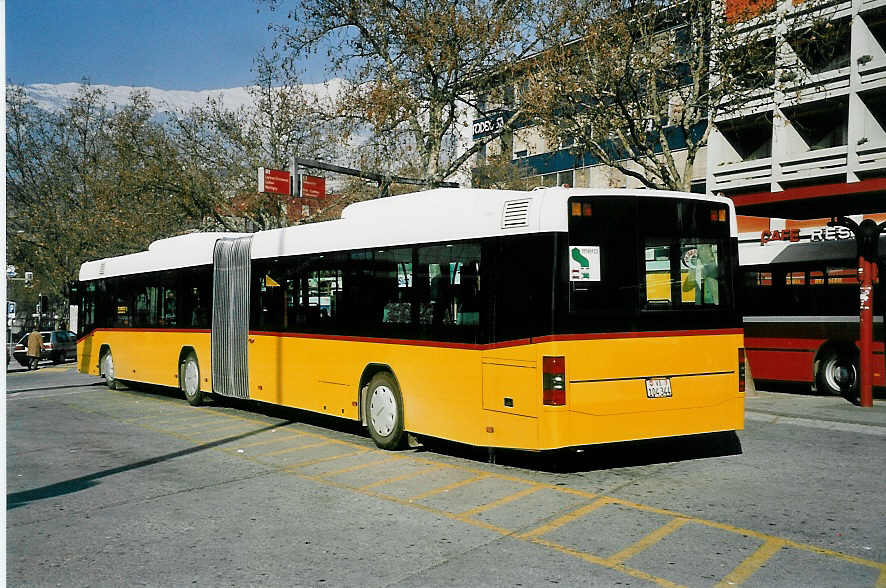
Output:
top-left (739, 223), bottom-right (885, 398)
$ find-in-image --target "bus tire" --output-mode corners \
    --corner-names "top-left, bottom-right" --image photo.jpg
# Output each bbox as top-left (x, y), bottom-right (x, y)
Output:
top-left (816, 349), bottom-right (858, 399)
top-left (365, 372), bottom-right (405, 450)
top-left (180, 352), bottom-right (203, 406)
top-left (100, 349), bottom-right (118, 390)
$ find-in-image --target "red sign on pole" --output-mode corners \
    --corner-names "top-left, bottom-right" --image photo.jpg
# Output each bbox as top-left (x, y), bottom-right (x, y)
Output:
top-left (258, 167), bottom-right (292, 196)
top-left (301, 175), bottom-right (326, 199)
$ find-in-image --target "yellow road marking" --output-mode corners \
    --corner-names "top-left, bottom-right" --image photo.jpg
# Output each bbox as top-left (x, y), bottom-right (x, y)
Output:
top-left (133, 413), bottom-right (222, 427)
top-left (179, 420), bottom-right (258, 435)
top-left (257, 440), bottom-right (332, 457)
top-left (518, 497), bottom-right (611, 539)
top-left (459, 485), bottom-right (543, 517)
top-left (359, 465), bottom-right (444, 490)
top-left (526, 535), bottom-right (687, 587)
top-left (602, 496), bottom-right (886, 570)
top-left (283, 448), bottom-right (370, 470)
top-left (311, 455), bottom-right (405, 479)
top-left (607, 517), bottom-right (690, 565)
top-left (409, 474), bottom-right (489, 501)
top-left (715, 538), bottom-right (785, 587)
top-left (62, 392), bottom-right (886, 584)
top-left (223, 432), bottom-right (306, 450)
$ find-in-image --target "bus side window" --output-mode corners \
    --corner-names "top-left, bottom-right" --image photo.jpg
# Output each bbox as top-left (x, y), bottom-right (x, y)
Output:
top-left (375, 248), bottom-right (413, 325)
top-left (417, 242), bottom-right (482, 334)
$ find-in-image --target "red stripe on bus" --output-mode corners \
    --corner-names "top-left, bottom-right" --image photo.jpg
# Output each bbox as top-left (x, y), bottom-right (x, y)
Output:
top-left (532, 328), bottom-right (743, 343)
top-left (78, 327), bottom-right (741, 351)
top-left (249, 328), bottom-right (742, 350)
top-left (248, 330), bottom-right (494, 350)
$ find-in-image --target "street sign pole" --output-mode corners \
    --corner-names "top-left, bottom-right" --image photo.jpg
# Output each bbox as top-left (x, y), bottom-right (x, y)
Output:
top-left (290, 156), bottom-right (300, 198)
top-left (829, 216), bottom-right (886, 407)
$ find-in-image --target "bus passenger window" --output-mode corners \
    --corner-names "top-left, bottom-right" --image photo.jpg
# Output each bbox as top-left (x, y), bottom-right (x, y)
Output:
top-left (681, 242), bottom-right (720, 305)
top-left (162, 287), bottom-right (176, 327)
top-left (375, 248), bottom-right (412, 325)
top-left (644, 244), bottom-right (672, 305)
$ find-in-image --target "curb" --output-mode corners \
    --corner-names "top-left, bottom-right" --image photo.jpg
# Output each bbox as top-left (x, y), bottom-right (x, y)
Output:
top-left (745, 410), bottom-right (886, 436)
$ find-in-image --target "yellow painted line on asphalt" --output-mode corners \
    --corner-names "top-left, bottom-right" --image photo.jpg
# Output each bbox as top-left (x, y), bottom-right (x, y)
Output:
top-left (310, 454), bottom-right (405, 479)
top-left (518, 497), bottom-right (612, 539)
top-left (176, 420), bottom-right (258, 435)
top-left (525, 535), bottom-right (687, 588)
top-left (604, 496), bottom-right (886, 574)
top-left (256, 440), bottom-right (333, 457)
top-left (359, 465), bottom-right (444, 490)
top-left (607, 517), bottom-right (690, 565)
top-left (409, 474), bottom-right (489, 501)
top-left (132, 413), bottom-right (224, 427)
top-left (715, 538), bottom-right (785, 588)
top-left (458, 484), bottom-right (544, 517)
top-left (224, 432), bottom-right (307, 450)
top-left (283, 448), bottom-right (371, 471)
top-left (61, 389), bottom-right (886, 584)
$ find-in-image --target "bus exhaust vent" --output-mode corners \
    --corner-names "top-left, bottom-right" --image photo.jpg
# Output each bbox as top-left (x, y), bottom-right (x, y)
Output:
top-left (501, 199), bottom-right (531, 229)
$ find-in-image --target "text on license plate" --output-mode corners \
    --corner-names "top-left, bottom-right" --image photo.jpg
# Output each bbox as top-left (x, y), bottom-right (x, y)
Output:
top-left (645, 378), bottom-right (672, 398)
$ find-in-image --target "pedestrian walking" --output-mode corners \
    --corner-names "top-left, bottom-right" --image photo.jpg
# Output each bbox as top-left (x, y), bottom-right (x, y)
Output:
top-left (26, 327), bottom-right (42, 370)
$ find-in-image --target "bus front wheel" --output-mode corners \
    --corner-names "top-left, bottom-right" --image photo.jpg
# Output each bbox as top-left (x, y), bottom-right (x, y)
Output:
top-left (816, 350), bottom-right (858, 399)
top-left (365, 373), bottom-right (405, 450)
top-left (180, 353), bottom-right (203, 406)
top-left (100, 350), bottom-right (117, 390)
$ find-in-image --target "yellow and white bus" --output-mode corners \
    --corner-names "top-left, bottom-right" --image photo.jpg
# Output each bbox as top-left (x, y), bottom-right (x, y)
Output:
top-left (75, 187), bottom-right (744, 450)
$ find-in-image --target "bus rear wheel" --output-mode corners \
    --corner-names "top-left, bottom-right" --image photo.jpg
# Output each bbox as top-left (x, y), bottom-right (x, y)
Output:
top-left (816, 349), bottom-right (858, 399)
top-left (180, 353), bottom-right (203, 406)
top-left (365, 373), bottom-right (405, 450)
top-left (100, 350), bottom-right (117, 390)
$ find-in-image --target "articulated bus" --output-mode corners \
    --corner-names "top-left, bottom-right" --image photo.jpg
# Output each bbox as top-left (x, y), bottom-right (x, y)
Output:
top-left (75, 187), bottom-right (744, 451)
top-left (739, 227), bottom-right (886, 398)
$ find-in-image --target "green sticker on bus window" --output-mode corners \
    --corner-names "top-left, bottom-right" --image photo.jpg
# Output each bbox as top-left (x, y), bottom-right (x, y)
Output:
top-left (569, 246), bottom-right (600, 282)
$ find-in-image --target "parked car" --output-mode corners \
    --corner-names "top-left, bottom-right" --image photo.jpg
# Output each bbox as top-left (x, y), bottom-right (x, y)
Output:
top-left (13, 331), bottom-right (77, 366)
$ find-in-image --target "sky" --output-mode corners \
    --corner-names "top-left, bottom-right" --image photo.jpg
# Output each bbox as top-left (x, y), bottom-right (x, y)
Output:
top-left (6, 0), bottom-right (329, 90)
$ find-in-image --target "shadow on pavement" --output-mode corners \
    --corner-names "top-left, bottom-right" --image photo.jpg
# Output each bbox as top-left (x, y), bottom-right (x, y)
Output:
top-left (6, 421), bottom-right (292, 510)
top-left (109, 383), bottom-right (742, 475)
top-left (416, 431), bottom-right (743, 474)
top-left (7, 381), bottom-right (106, 395)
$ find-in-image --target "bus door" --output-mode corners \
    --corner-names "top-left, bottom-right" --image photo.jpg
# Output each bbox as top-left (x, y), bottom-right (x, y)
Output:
top-left (211, 236), bottom-right (253, 399)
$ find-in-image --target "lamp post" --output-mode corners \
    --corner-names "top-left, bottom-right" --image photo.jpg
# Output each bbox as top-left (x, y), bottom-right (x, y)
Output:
top-left (828, 216), bottom-right (885, 407)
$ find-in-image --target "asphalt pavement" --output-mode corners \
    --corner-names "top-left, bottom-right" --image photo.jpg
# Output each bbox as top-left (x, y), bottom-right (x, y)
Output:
top-left (6, 364), bottom-right (886, 586)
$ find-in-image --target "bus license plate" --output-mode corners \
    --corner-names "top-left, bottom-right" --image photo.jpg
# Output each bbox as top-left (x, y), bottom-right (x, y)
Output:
top-left (645, 378), bottom-right (672, 398)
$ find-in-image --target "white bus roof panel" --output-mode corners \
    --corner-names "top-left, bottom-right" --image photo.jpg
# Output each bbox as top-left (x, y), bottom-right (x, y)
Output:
top-left (79, 187), bottom-right (736, 281)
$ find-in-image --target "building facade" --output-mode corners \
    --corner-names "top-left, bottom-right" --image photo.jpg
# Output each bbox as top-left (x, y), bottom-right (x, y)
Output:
top-left (472, 0), bottom-right (886, 226)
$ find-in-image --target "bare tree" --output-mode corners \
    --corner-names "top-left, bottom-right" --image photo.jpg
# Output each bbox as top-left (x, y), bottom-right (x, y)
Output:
top-left (170, 51), bottom-right (346, 229)
top-left (521, 0), bottom-right (846, 191)
top-left (263, 0), bottom-right (540, 189)
top-left (6, 84), bottom-right (201, 299)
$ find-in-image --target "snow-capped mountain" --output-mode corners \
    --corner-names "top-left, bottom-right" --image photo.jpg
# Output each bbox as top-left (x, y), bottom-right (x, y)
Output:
top-left (21, 80), bottom-right (345, 114)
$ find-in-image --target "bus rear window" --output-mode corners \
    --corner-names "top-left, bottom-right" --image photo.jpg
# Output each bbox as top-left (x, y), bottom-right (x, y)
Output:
top-left (568, 195), bottom-right (732, 314)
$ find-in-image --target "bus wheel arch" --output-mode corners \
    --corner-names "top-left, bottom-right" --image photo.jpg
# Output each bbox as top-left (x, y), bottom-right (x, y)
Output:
top-left (813, 342), bottom-right (858, 398)
top-left (98, 345), bottom-right (117, 390)
top-left (178, 347), bottom-right (203, 406)
top-left (359, 365), bottom-right (405, 450)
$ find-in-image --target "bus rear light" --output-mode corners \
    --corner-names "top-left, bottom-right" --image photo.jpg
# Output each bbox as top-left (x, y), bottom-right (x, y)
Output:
top-left (738, 348), bottom-right (746, 393)
top-left (543, 356), bottom-right (566, 406)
